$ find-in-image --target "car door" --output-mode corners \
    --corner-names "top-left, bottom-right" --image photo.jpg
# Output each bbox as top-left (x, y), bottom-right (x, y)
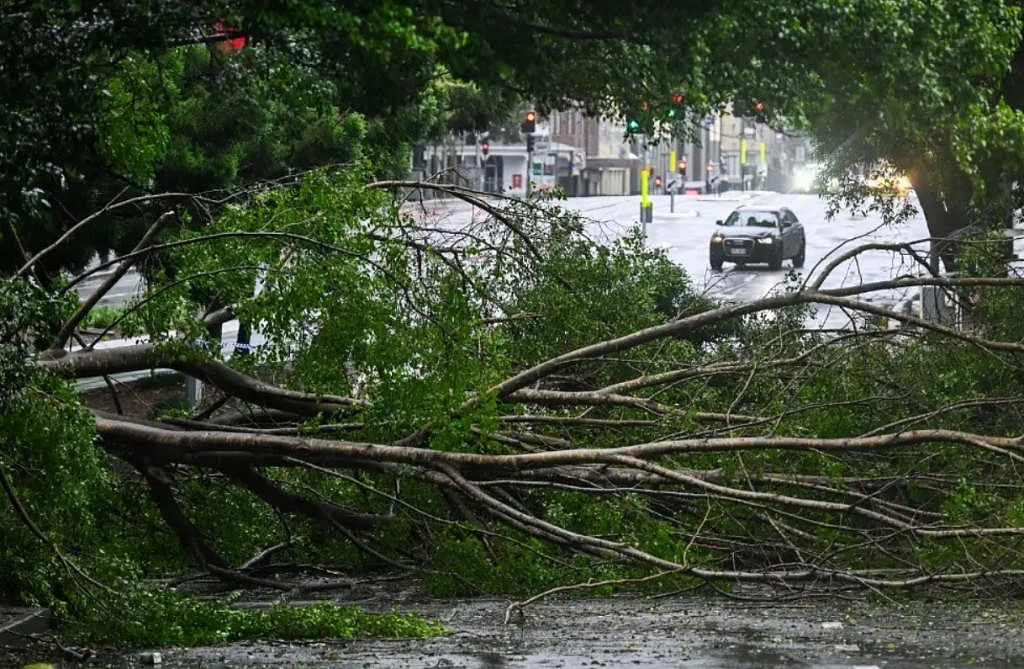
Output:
top-left (779, 209), bottom-right (796, 256)
top-left (786, 210), bottom-right (803, 255)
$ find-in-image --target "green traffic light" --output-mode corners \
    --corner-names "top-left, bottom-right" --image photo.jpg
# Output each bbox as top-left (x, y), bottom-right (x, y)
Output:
top-left (627, 118), bottom-right (641, 132)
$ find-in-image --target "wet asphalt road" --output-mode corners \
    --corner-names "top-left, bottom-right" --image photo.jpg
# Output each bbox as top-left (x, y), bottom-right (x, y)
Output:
top-left (403, 191), bottom-right (938, 330)
top-left (69, 591), bottom-right (1024, 668)
top-left (75, 191), bottom-right (934, 315)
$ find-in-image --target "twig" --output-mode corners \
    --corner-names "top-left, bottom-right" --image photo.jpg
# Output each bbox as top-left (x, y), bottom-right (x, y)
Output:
top-left (504, 569), bottom-right (684, 625)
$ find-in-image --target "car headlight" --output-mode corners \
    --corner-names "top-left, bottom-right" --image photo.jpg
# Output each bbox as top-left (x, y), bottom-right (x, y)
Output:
top-left (757, 237), bottom-right (776, 245)
top-left (711, 235), bottom-right (724, 244)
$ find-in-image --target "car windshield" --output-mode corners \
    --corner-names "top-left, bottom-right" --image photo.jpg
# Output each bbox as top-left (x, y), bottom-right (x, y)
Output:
top-left (723, 210), bottom-right (778, 228)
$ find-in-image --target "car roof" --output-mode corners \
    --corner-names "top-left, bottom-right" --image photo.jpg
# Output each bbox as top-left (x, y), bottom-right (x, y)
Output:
top-left (733, 205), bottom-right (782, 213)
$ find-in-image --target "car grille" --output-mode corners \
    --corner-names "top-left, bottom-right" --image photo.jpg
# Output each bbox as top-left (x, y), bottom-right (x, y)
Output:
top-left (724, 239), bottom-right (754, 253)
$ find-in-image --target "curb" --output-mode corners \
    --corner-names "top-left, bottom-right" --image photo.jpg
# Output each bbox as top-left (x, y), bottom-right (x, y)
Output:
top-left (695, 196), bottom-right (752, 202)
top-left (0, 608), bottom-right (50, 648)
top-left (655, 210), bottom-right (700, 219)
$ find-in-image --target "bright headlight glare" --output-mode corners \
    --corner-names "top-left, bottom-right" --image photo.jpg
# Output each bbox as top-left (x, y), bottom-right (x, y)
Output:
top-left (711, 235), bottom-right (724, 243)
top-left (757, 237), bottom-right (775, 245)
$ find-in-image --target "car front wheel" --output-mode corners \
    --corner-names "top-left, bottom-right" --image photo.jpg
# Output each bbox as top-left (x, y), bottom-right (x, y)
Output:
top-left (768, 246), bottom-right (783, 271)
top-left (710, 253), bottom-right (723, 271)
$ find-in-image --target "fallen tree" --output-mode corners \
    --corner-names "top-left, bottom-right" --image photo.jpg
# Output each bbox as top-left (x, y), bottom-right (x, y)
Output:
top-left (7, 175), bottom-right (1024, 625)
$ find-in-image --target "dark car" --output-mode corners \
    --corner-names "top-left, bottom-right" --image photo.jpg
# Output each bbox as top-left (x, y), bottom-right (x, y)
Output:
top-left (709, 205), bottom-right (806, 271)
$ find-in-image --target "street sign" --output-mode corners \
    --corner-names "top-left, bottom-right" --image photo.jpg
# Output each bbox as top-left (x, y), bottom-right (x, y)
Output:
top-left (571, 151), bottom-right (585, 176)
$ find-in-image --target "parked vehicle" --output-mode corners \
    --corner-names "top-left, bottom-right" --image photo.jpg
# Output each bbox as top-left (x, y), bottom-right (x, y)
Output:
top-left (709, 205), bottom-right (806, 271)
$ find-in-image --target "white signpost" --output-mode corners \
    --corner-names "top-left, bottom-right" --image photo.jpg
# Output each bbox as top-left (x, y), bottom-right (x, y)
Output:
top-left (665, 173), bottom-right (680, 212)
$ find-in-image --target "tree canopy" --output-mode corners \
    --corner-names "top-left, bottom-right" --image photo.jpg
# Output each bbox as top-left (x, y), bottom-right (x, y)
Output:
top-left (6, 0), bottom-right (1024, 269)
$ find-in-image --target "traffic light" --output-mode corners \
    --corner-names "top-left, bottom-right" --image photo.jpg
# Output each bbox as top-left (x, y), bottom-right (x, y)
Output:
top-left (654, 176), bottom-right (663, 188)
top-left (521, 110), bottom-right (537, 133)
top-left (754, 101), bottom-right (766, 124)
top-left (667, 92), bottom-right (684, 119)
top-left (626, 100), bottom-right (650, 134)
top-left (481, 141), bottom-right (490, 158)
top-left (526, 134), bottom-right (535, 152)
top-left (213, 20), bottom-right (246, 52)
top-left (677, 159), bottom-right (687, 177)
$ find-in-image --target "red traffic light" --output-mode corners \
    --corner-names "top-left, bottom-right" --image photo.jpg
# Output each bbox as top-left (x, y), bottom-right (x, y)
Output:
top-left (678, 159), bottom-right (688, 171)
top-left (213, 20), bottom-right (246, 52)
top-left (481, 141), bottom-right (490, 157)
top-left (755, 101), bottom-right (765, 112)
top-left (654, 176), bottom-right (663, 187)
top-left (672, 92), bottom-right (684, 105)
top-left (522, 110), bottom-right (537, 133)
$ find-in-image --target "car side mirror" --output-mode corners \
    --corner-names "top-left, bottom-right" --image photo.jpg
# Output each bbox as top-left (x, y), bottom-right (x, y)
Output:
top-left (781, 220), bottom-right (792, 228)
top-left (715, 220), bottom-right (723, 226)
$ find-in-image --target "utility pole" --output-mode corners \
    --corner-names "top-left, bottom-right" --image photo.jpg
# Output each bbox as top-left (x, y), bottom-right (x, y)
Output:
top-left (716, 111), bottom-right (723, 179)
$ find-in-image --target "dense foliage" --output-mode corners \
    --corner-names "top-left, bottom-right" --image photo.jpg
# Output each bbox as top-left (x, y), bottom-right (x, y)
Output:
top-left (4, 0), bottom-right (1024, 656)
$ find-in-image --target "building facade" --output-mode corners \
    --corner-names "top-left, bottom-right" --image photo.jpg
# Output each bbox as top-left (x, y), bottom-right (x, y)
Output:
top-left (415, 106), bottom-right (814, 197)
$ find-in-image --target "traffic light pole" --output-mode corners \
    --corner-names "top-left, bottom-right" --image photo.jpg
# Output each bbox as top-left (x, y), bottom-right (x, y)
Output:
top-left (525, 133), bottom-right (533, 198)
top-left (475, 138), bottom-right (482, 191)
top-left (521, 110), bottom-right (537, 198)
top-left (668, 148), bottom-right (676, 214)
top-left (638, 134), bottom-right (652, 227)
